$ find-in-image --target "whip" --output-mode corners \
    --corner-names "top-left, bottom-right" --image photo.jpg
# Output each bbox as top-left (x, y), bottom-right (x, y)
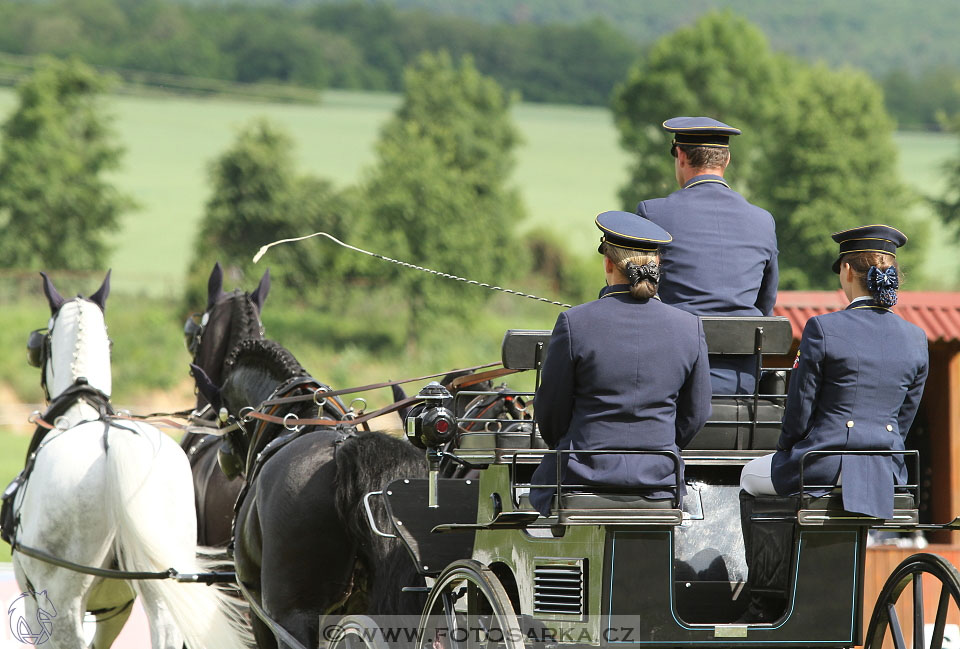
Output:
top-left (253, 231), bottom-right (572, 308)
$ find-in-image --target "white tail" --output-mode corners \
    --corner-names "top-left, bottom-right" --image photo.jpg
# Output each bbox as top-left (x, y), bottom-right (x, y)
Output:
top-left (103, 423), bottom-right (252, 649)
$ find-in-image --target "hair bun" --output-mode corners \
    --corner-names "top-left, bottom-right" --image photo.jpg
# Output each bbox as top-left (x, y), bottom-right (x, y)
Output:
top-left (866, 266), bottom-right (899, 307)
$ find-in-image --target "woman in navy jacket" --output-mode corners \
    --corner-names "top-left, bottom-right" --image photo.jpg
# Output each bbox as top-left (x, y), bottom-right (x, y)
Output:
top-left (529, 211), bottom-right (712, 516)
top-left (740, 225), bottom-right (928, 519)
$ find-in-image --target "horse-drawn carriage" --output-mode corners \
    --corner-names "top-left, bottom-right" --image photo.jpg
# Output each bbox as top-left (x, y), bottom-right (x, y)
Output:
top-left (7, 269), bottom-right (960, 649)
top-left (332, 316), bottom-right (960, 649)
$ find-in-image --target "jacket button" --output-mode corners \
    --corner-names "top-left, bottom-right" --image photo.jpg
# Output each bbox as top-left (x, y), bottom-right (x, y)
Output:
top-left (887, 424), bottom-right (894, 431)
top-left (846, 420), bottom-right (855, 428)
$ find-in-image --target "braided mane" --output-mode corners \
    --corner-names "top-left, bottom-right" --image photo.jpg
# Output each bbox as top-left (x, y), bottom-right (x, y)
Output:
top-left (225, 338), bottom-right (307, 384)
top-left (224, 290), bottom-right (263, 368)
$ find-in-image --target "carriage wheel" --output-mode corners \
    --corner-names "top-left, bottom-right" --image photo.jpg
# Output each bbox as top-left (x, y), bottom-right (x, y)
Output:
top-left (325, 614), bottom-right (389, 649)
top-left (419, 560), bottom-right (524, 649)
top-left (865, 553), bottom-right (960, 649)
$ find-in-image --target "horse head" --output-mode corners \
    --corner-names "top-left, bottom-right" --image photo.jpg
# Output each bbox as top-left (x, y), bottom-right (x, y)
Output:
top-left (184, 262), bottom-right (270, 410)
top-left (29, 271), bottom-right (113, 401)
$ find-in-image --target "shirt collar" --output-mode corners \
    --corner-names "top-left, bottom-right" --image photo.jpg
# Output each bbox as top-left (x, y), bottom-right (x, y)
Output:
top-left (845, 295), bottom-right (887, 310)
top-left (599, 284), bottom-right (660, 301)
top-left (682, 173), bottom-right (729, 190)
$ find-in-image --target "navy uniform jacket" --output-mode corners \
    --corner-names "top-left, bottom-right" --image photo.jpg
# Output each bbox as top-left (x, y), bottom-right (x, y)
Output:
top-left (529, 286), bottom-right (712, 516)
top-left (637, 174), bottom-right (779, 394)
top-left (771, 299), bottom-right (928, 519)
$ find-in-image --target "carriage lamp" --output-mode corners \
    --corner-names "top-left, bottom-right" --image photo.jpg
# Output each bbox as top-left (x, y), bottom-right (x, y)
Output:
top-left (406, 382), bottom-right (457, 507)
top-left (405, 382), bottom-right (456, 448)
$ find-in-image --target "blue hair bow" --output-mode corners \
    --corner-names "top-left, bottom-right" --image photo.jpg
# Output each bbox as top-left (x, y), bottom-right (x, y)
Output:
top-left (866, 266), bottom-right (899, 307)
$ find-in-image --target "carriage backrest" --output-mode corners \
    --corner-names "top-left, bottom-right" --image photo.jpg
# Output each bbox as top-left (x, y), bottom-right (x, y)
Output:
top-left (699, 316), bottom-right (793, 355)
top-left (501, 317), bottom-right (793, 367)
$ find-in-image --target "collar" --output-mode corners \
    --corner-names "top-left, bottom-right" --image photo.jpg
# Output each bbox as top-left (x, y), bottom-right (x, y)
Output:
top-left (682, 173), bottom-right (729, 190)
top-left (600, 283), bottom-right (631, 299)
top-left (599, 284), bottom-right (660, 301)
top-left (845, 296), bottom-right (891, 312)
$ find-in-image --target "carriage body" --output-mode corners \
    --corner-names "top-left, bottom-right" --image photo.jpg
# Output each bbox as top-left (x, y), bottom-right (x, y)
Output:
top-left (380, 317), bottom-right (950, 649)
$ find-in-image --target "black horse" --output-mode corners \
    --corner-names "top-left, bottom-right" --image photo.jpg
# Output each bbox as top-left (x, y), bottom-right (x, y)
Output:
top-left (193, 338), bottom-right (427, 649)
top-left (180, 262), bottom-right (270, 547)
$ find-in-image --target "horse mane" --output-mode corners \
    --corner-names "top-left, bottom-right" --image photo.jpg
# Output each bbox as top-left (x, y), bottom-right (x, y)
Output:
top-left (225, 338), bottom-right (307, 382)
top-left (220, 338), bottom-right (308, 414)
top-left (224, 290), bottom-right (263, 371)
top-left (333, 432), bottom-right (427, 614)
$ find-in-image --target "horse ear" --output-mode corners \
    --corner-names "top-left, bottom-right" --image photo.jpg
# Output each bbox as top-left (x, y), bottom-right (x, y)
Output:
top-left (392, 384), bottom-right (412, 422)
top-left (207, 262), bottom-right (225, 310)
top-left (89, 269), bottom-right (111, 312)
top-left (190, 363), bottom-right (222, 412)
top-left (39, 272), bottom-right (66, 314)
top-left (250, 268), bottom-right (271, 312)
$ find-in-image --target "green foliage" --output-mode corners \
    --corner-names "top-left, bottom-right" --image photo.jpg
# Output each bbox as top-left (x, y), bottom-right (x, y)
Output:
top-left (882, 66), bottom-right (960, 132)
top-left (752, 65), bottom-right (917, 288)
top-left (186, 118), bottom-right (375, 309)
top-left (613, 12), bottom-right (920, 290)
top-left (0, 57), bottom-right (132, 270)
top-left (933, 112), bottom-right (960, 236)
top-left (612, 11), bottom-right (789, 205)
top-left (524, 228), bottom-right (598, 305)
top-left (364, 52), bottom-right (526, 337)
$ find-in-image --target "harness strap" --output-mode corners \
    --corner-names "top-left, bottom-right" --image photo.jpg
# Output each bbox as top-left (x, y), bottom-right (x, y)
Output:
top-left (245, 395), bottom-right (420, 429)
top-left (258, 361), bottom-right (502, 407)
top-left (449, 367), bottom-right (520, 390)
top-left (12, 540), bottom-right (176, 580)
top-left (11, 539), bottom-right (237, 583)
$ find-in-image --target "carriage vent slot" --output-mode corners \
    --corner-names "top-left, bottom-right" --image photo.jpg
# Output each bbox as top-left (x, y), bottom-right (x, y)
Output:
top-left (533, 564), bottom-right (584, 616)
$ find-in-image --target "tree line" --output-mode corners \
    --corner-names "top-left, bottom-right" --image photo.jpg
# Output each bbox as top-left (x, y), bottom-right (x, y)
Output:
top-left (3, 13), bottom-right (960, 350)
top-left (1, 0), bottom-right (959, 130)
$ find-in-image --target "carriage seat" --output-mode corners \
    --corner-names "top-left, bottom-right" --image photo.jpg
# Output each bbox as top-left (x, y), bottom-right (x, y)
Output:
top-left (557, 490), bottom-right (682, 525)
top-left (517, 489), bottom-right (682, 525)
top-left (746, 489), bottom-right (918, 525)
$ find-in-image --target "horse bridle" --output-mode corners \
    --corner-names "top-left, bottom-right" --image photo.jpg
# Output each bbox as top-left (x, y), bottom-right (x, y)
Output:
top-left (183, 311), bottom-right (209, 356)
top-left (26, 328), bottom-right (50, 370)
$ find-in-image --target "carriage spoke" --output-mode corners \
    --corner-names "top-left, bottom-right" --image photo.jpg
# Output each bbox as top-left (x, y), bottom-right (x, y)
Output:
top-left (914, 572), bottom-right (925, 649)
top-left (888, 602), bottom-right (908, 649)
top-left (931, 584), bottom-right (951, 649)
top-left (442, 589), bottom-right (463, 649)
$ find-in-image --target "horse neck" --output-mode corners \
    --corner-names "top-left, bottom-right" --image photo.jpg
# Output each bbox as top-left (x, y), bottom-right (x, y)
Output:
top-left (45, 300), bottom-right (112, 401)
top-left (194, 294), bottom-right (263, 410)
top-left (56, 399), bottom-right (104, 429)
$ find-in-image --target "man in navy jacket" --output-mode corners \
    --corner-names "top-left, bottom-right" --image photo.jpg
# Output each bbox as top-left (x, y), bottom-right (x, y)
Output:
top-left (637, 117), bottom-right (779, 395)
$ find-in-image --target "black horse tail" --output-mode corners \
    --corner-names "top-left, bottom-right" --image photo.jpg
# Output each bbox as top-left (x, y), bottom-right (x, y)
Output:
top-left (334, 431), bottom-right (427, 615)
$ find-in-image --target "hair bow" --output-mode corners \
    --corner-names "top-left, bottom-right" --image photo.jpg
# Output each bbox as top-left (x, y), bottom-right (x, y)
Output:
top-left (624, 261), bottom-right (661, 286)
top-left (866, 266), bottom-right (899, 307)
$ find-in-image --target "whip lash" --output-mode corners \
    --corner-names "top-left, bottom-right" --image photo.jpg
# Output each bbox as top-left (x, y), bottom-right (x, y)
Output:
top-left (253, 231), bottom-right (572, 308)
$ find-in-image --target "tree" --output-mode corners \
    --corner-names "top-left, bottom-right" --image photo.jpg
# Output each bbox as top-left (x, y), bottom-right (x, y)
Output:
top-left (611, 11), bottom-right (791, 207)
top-left (612, 11), bottom-right (923, 289)
top-left (0, 57), bottom-right (132, 270)
top-left (752, 64), bottom-right (917, 288)
top-left (364, 51), bottom-right (526, 338)
top-left (186, 118), bottom-right (373, 308)
top-left (933, 112), bottom-right (960, 237)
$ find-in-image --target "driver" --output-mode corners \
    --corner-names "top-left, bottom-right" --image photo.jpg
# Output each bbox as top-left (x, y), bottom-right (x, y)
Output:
top-left (529, 211), bottom-right (712, 516)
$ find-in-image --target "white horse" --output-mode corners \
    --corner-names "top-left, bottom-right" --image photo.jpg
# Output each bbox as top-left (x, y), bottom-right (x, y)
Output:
top-left (10, 271), bottom-right (250, 649)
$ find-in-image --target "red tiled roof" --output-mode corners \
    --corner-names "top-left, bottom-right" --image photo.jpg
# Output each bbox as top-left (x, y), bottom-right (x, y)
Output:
top-left (774, 291), bottom-right (960, 344)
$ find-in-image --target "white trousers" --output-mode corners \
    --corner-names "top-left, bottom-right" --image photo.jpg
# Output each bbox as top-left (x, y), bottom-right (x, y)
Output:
top-left (740, 452), bottom-right (841, 496)
top-left (739, 453), bottom-right (778, 496)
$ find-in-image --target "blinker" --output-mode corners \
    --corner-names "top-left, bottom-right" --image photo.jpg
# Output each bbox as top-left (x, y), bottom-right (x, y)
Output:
top-left (183, 312), bottom-right (208, 355)
top-left (26, 329), bottom-right (48, 368)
